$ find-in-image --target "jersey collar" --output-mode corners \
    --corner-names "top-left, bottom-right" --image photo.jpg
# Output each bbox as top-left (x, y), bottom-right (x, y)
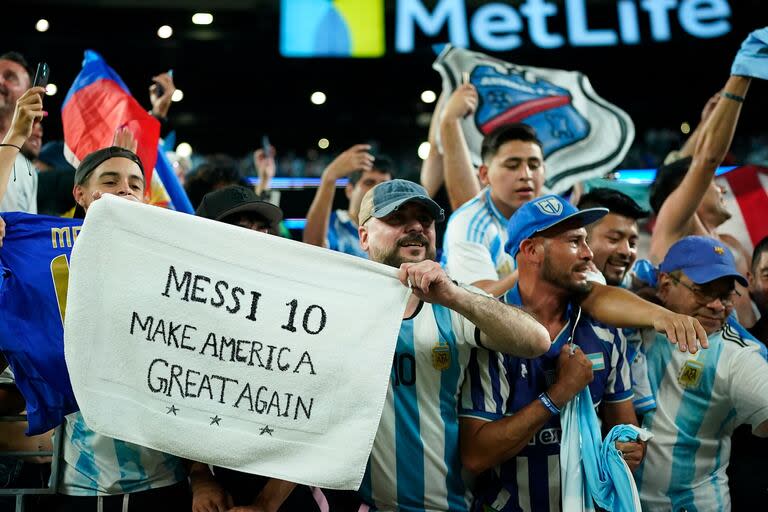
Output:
top-left (484, 188), bottom-right (510, 225)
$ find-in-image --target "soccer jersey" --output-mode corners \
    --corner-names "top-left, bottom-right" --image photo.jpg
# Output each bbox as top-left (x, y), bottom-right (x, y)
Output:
top-left (328, 209), bottom-right (367, 258)
top-left (636, 324), bottom-right (768, 512)
top-left (358, 300), bottom-right (480, 512)
top-left (460, 285), bottom-right (632, 512)
top-left (58, 411), bottom-right (187, 496)
top-left (0, 212), bottom-right (82, 434)
top-left (442, 188), bottom-right (515, 286)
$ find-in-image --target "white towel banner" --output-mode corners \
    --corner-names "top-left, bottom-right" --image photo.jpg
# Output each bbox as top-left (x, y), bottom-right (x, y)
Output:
top-left (64, 195), bottom-right (410, 490)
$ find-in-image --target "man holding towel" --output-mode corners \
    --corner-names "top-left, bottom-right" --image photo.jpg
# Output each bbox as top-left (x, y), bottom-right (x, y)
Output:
top-left (458, 195), bottom-right (643, 512)
top-left (350, 182), bottom-right (705, 512)
top-left (54, 147), bottom-right (192, 511)
top-left (355, 179), bottom-right (551, 512)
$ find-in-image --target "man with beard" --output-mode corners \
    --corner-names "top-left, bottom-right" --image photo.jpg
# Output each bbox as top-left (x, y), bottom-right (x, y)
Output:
top-left (636, 236), bottom-right (768, 512)
top-left (0, 51), bottom-right (37, 213)
top-left (355, 179), bottom-right (552, 511)
top-left (353, 184), bottom-right (706, 512)
top-left (577, 188), bottom-right (649, 288)
top-left (443, 124), bottom-right (544, 297)
top-left (459, 195), bottom-right (646, 512)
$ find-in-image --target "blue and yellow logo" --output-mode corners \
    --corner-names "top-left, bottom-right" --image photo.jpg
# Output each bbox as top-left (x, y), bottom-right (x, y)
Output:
top-left (280, 0), bottom-right (385, 58)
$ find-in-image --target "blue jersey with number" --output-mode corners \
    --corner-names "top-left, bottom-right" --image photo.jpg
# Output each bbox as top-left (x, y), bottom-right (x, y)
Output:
top-left (0, 212), bottom-right (83, 434)
top-left (358, 300), bottom-right (481, 512)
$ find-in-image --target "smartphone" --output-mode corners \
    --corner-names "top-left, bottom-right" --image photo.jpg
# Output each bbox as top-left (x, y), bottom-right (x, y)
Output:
top-left (153, 69), bottom-right (173, 98)
top-left (33, 62), bottom-right (50, 88)
top-left (261, 135), bottom-right (271, 156)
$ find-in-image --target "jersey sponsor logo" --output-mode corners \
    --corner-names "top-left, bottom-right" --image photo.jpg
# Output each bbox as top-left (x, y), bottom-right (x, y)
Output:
top-left (534, 197), bottom-right (563, 216)
top-left (527, 427), bottom-right (561, 446)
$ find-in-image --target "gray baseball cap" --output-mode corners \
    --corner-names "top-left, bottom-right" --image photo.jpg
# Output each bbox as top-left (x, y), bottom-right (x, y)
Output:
top-left (358, 179), bottom-right (444, 225)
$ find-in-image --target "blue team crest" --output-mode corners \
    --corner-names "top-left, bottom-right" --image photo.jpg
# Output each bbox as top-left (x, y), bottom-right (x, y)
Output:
top-left (534, 197), bottom-right (563, 216)
top-left (433, 46), bottom-right (635, 194)
top-left (471, 65), bottom-right (589, 157)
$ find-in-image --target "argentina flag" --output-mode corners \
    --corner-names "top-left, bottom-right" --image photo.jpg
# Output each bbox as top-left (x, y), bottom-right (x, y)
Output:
top-left (433, 45), bottom-right (634, 194)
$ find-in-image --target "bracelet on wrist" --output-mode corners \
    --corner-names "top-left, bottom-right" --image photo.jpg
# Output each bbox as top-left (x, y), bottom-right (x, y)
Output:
top-left (721, 91), bottom-right (745, 103)
top-left (538, 391), bottom-right (561, 416)
top-left (0, 143), bottom-right (21, 151)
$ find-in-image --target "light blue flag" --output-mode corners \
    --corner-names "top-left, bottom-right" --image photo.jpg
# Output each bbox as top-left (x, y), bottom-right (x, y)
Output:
top-left (561, 385), bottom-right (652, 511)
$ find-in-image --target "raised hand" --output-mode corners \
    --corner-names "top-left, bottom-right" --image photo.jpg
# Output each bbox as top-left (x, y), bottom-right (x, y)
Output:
top-left (112, 126), bottom-right (137, 153)
top-left (441, 84), bottom-right (478, 122)
top-left (5, 87), bottom-right (46, 145)
top-left (149, 72), bottom-right (176, 119)
top-left (323, 144), bottom-right (375, 181)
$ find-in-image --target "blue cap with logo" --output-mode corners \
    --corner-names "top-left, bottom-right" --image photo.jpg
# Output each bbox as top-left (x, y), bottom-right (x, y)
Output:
top-left (505, 194), bottom-right (608, 258)
top-left (659, 236), bottom-right (747, 286)
top-left (358, 179), bottom-right (445, 226)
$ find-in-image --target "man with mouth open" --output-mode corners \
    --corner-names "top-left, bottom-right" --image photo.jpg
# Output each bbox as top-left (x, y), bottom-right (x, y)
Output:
top-left (442, 123), bottom-right (544, 298)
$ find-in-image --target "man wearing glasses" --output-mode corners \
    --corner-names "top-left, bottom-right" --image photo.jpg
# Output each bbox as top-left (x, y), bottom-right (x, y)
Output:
top-left (636, 236), bottom-right (768, 512)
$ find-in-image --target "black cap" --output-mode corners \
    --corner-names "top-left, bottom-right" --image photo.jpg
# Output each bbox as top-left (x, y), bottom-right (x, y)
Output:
top-left (195, 185), bottom-right (283, 228)
top-left (74, 146), bottom-right (145, 185)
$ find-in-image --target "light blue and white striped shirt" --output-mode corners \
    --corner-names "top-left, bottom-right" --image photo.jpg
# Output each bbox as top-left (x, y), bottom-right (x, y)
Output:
top-left (358, 301), bottom-right (480, 512)
top-left (328, 209), bottom-right (367, 259)
top-left (443, 188), bottom-right (514, 286)
top-left (58, 412), bottom-right (187, 496)
top-left (637, 324), bottom-right (768, 512)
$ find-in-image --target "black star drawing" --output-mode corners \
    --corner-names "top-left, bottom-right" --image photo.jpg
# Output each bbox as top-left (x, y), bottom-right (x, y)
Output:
top-left (259, 425), bottom-right (274, 436)
top-left (166, 405), bottom-right (179, 416)
top-left (210, 415), bottom-right (222, 426)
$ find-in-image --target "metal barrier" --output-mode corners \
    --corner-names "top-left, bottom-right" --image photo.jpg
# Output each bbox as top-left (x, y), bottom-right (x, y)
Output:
top-left (0, 415), bottom-right (63, 512)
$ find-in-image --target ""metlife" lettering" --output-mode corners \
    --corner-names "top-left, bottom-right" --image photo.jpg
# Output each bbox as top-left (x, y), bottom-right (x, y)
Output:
top-left (395, 0), bottom-right (731, 52)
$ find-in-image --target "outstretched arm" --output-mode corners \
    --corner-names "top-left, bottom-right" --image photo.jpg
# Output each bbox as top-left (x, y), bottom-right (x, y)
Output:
top-left (580, 283), bottom-right (709, 353)
top-left (399, 260), bottom-right (550, 357)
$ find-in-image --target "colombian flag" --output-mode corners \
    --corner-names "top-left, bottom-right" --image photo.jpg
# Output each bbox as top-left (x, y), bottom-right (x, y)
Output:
top-left (62, 50), bottom-right (159, 190)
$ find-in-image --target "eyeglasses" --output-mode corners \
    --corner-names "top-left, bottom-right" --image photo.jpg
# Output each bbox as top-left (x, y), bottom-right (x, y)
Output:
top-left (669, 275), bottom-right (740, 308)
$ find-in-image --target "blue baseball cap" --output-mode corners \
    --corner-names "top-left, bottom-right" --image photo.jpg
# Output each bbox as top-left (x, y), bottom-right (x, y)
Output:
top-left (659, 236), bottom-right (747, 286)
top-left (358, 179), bottom-right (445, 225)
top-left (505, 194), bottom-right (608, 258)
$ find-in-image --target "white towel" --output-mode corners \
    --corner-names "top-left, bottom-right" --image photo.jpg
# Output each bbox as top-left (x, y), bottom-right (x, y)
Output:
top-left (64, 195), bottom-right (410, 490)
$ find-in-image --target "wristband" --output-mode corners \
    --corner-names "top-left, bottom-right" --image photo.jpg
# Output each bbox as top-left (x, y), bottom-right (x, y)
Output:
top-left (721, 91), bottom-right (745, 103)
top-left (0, 143), bottom-right (21, 151)
top-left (538, 392), bottom-right (560, 416)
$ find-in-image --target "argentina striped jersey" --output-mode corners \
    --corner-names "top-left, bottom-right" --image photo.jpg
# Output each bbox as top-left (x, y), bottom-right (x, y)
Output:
top-left (636, 324), bottom-right (768, 512)
top-left (58, 411), bottom-right (187, 495)
top-left (328, 209), bottom-right (367, 258)
top-left (358, 301), bottom-right (480, 511)
top-left (459, 285), bottom-right (632, 512)
top-left (443, 188), bottom-right (514, 286)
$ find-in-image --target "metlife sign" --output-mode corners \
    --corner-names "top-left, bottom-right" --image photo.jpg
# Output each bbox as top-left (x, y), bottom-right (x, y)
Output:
top-left (396, 0), bottom-right (732, 52)
top-left (280, 0), bottom-right (732, 57)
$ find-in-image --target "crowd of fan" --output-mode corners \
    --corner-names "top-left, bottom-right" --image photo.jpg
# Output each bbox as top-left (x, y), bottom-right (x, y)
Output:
top-left (1, 26), bottom-right (768, 512)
